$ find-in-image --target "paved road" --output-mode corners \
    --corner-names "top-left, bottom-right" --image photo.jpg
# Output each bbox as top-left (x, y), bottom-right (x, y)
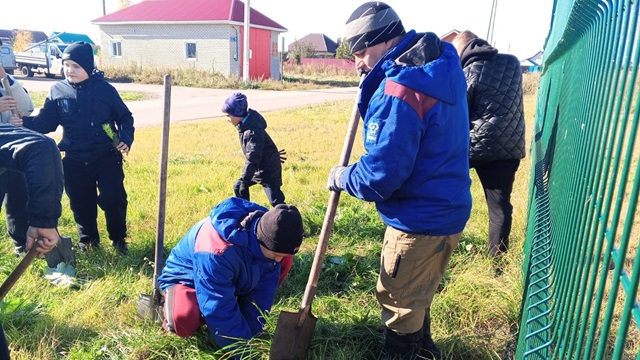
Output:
top-left (15, 75), bottom-right (358, 128)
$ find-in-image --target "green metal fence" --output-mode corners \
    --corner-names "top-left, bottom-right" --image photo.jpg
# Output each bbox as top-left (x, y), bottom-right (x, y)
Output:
top-left (517, 0), bottom-right (640, 359)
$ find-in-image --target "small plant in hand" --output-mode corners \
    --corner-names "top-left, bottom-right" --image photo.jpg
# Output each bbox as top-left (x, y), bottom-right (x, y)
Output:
top-left (102, 123), bottom-right (120, 147)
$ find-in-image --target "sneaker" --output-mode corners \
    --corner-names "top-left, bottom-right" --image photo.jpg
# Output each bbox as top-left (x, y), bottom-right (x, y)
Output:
top-left (78, 241), bottom-right (100, 253)
top-left (111, 240), bottom-right (129, 256)
top-left (14, 246), bottom-right (25, 257)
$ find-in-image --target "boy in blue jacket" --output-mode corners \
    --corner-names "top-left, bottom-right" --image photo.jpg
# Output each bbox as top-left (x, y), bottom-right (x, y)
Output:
top-left (157, 197), bottom-right (304, 353)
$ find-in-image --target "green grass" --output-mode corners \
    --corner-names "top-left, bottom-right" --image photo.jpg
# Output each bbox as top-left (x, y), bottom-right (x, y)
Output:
top-left (28, 92), bottom-right (146, 108)
top-left (0, 96), bottom-right (536, 359)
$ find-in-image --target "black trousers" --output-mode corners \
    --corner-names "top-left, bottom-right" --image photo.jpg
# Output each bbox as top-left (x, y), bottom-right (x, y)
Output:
top-left (0, 322), bottom-right (10, 360)
top-left (471, 159), bottom-right (520, 257)
top-left (0, 170), bottom-right (28, 250)
top-left (62, 151), bottom-right (128, 244)
top-left (233, 179), bottom-right (285, 207)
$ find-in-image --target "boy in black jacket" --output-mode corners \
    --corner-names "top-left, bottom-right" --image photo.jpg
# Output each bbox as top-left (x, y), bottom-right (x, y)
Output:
top-left (222, 92), bottom-right (285, 207)
top-left (13, 42), bottom-right (135, 256)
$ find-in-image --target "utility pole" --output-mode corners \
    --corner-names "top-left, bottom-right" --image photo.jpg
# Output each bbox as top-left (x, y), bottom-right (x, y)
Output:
top-left (102, 0), bottom-right (106, 15)
top-left (243, 0), bottom-right (250, 85)
top-left (486, 0), bottom-right (498, 45)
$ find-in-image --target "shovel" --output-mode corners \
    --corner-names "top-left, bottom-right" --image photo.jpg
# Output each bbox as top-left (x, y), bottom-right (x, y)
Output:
top-left (0, 245), bottom-right (38, 302)
top-left (137, 74), bottom-right (172, 323)
top-left (270, 74), bottom-right (365, 360)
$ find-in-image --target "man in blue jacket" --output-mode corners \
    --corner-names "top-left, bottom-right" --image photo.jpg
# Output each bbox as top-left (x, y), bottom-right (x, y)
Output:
top-left (157, 198), bottom-right (304, 355)
top-left (327, 2), bottom-right (472, 359)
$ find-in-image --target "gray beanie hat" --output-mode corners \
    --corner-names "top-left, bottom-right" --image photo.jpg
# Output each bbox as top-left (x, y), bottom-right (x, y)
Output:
top-left (345, 2), bottom-right (406, 54)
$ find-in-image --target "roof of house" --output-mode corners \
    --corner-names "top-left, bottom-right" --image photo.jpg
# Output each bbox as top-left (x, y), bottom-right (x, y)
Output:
top-left (92, 0), bottom-right (286, 32)
top-left (51, 32), bottom-right (95, 45)
top-left (288, 33), bottom-right (338, 53)
top-left (520, 59), bottom-right (540, 67)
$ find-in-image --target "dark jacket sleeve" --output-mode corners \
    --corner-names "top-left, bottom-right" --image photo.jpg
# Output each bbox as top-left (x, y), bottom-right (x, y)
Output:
top-left (107, 84), bottom-right (135, 147)
top-left (22, 96), bottom-right (62, 134)
top-left (240, 129), bottom-right (265, 183)
top-left (0, 125), bottom-right (63, 228)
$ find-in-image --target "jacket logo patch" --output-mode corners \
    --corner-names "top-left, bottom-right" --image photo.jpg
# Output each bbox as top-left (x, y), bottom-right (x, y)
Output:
top-left (365, 119), bottom-right (382, 145)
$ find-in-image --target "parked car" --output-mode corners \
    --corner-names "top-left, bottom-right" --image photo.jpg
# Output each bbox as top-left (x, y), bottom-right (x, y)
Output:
top-left (1, 43), bottom-right (17, 75)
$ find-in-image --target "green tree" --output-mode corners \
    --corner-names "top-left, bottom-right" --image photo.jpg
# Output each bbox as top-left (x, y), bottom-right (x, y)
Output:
top-left (290, 41), bottom-right (315, 63)
top-left (335, 39), bottom-right (352, 59)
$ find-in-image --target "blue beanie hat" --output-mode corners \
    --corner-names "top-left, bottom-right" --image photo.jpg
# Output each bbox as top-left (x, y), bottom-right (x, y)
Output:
top-left (221, 92), bottom-right (248, 118)
top-left (62, 41), bottom-right (95, 75)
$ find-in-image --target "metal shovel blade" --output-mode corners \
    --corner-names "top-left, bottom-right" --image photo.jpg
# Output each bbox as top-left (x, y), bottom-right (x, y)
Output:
top-left (270, 308), bottom-right (318, 360)
top-left (137, 293), bottom-right (164, 324)
top-left (44, 236), bottom-right (75, 268)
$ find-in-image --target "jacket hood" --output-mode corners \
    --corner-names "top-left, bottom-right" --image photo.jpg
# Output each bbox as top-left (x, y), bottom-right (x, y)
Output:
top-left (377, 31), bottom-right (462, 106)
top-left (238, 109), bottom-right (267, 132)
top-left (208, 197), bottom-right (269, 257)
top-left (458, 38), bottom-right (498, 69)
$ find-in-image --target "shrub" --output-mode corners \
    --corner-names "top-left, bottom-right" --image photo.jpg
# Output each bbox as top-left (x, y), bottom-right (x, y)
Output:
top-left (522, 72), bottom-right (541, 96)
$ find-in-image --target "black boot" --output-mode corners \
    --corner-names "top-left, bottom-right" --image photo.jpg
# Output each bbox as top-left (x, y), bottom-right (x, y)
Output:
top-left (418, 309), bottom-right (442, 360)
top-left (383, 328), bottom-right (422, 360)
top-left (111, 239), bottom-right (129, 256)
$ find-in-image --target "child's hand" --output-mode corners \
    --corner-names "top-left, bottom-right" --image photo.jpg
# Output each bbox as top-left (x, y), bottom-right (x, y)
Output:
top-left (116, 141), bottom-right (130, 155)
top-left (9, 115), bottom-right (23, 126)
top-left (0, 96), bottom-right (16, 113)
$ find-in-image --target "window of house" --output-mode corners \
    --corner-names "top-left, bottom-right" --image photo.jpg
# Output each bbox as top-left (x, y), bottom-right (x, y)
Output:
top-left (185, 42), bottom-right (197, 59)
top-left (110, 41), bottom-right (122, 57)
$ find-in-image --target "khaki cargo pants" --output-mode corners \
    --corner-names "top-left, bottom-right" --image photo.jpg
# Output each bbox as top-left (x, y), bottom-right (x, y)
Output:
top-left (376, 226), bottom-right (461, 334)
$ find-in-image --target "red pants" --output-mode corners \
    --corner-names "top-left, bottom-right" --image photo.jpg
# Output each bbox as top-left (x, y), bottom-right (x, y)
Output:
top-left (163, 255), bottom-right (293, 337)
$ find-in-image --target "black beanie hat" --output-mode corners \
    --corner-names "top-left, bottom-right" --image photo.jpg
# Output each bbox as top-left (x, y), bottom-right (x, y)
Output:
top-left (256, 204), bottom-right (304, 255)
top-left (62, 42), bottom-right (94, 75)
top-left (345, 2), bottom-right (406, 55)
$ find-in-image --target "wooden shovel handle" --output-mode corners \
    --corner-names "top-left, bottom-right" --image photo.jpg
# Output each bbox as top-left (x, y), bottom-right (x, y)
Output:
top-left (0, 77), bottom-right (20, 117)
top-left (299, 75), bottom-right (365, 309)
top-left (0, 245), bottom-right (39, 302)
top-left (152, 74), bottom-right (171, 302)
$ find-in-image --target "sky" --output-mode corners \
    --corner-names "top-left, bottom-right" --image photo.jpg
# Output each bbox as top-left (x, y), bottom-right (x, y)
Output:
top-left (4, 0), bottom-right (555, 60)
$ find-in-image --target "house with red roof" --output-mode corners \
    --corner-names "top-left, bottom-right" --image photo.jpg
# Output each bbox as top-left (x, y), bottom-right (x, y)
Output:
top-left (92, 0), bottom-right (286, 80)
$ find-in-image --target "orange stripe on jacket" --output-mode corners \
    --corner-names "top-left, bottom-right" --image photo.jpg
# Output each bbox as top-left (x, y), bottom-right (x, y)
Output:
top-left (384, 80), bottom-right (438, 120)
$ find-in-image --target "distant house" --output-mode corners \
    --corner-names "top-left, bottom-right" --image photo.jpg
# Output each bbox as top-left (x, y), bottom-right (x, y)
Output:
top-left (440, 29), bottom-right (460, 43)
top-left (288, 33), bottom-right (338, 58)
top-left (50, 32), bottom-right (95, 45)
top-left (92, 0), bottom-right (287, 80)
top-left (521, 51), bottom-right (543, 73)
top-left (0, 29), bottom-right (49, 46)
